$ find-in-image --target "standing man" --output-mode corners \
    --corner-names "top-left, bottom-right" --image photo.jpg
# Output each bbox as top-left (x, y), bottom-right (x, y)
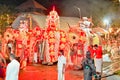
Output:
top-left (94, 44), bottom-right (102, 77)
top-left (57, 50), bottom-right (66, 80)
top-left (6, 53), bottom-right (20, 80)
top-left (82, 51), bottom-right (97, 80)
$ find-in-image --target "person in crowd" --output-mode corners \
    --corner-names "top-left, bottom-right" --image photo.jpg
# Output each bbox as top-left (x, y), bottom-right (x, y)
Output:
top-left (93, 44), bottom-right (103, 75)
top-left (57, 50), bottom-right (66, 80)
top-left (82, 51), bottom-right (97, 80)
top-left (70, 43), bottom-right (78, 65)
top-left (20, 48), bottom-right (28, 70)
top-left (0, 57), bottom-right (6, 80)
top-left (88, 45), bottom-right (94, 59)
top-left (5, 53), bottom-right (20, 80)
top-left (33, 50), bottom-right (38, 64)
top-left (0, 52), bottom-right (6, 67)
top-left (111, 42), bottom-right (119, 59)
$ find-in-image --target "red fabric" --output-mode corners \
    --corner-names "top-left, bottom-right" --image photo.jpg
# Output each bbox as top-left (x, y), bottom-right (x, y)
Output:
top-left (24, 50), bottom-right (28, 58)
top-left (0, 67), bottom-right (5, 78)
top-left (94, 46), bottom-right (102, 58)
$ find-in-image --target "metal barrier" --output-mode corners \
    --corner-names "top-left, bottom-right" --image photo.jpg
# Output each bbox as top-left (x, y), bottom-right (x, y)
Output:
top-left (102, 56), bottom-right (120, 75)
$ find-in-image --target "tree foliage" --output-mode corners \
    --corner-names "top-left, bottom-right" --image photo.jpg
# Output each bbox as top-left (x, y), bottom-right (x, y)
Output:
top-left (0, 4), bottom-right (16, 34)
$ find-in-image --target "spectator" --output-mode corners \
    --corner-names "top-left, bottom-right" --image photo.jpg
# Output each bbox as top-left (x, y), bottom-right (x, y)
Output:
top-left (0, 52), bottom-right (6, 80)
top-left (57, 50), bottom-right (66, 80)
top-left (82, 51), bottom-right (97, 80)
top-left (0, 57), bottom-right (6, 80)
top-left (5, 53), bottom-right (20, 80)
top-left (70, 43), bottom-right (78, 65)
top-left (93, 44), bottom-right (102, 75)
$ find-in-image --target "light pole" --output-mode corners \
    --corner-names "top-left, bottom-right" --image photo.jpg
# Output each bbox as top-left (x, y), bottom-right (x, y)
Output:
top-left (103, 18), bottom-right (110, 39)
top-left (74, 6), bottom-right (81, 19)
top-left (103, 19), bottom-right (109, 30)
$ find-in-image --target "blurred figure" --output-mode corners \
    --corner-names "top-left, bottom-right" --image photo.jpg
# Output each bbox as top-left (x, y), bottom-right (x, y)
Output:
top-left (111, 42), bottom-right (119, 59)
top-left (33, 50), bottom-right (38, 63)
top-left (88, 45), bottom-right (94, 59)
top-left (0, 51), bottom-right (6, 80)
top-left (0, 52), bottom-right (6, 66)
top-left (5, 53), bottom-right (20, 80)
top-left (20, 48), bottom-right (28, 70)
top-left (57, 50), bottom-right (66, 80)
top-left (82, 51), bottom-right (97, 80)
top-left (70, 43), bottom-right (78, 65)
top-left (0, 57), bottom-right (6, 80)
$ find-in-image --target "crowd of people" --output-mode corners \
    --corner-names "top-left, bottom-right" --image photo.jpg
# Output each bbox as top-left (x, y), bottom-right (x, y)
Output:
top-left (101, 29), bottom-right (120, 61)
top-left (0, 44), bottom-right (103, 80)
top-left (57, 44), bottom-right (103, 80)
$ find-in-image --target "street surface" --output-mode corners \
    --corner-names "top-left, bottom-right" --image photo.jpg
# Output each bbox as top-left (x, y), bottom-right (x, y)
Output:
top-left (19, 64), bottom-right (84, 80)
top-left (19, 64), bottom-right (107, 80)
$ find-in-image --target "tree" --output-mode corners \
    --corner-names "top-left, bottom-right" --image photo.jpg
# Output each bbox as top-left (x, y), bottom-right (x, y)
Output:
top-left (0, 4), bottom-right (16, 34)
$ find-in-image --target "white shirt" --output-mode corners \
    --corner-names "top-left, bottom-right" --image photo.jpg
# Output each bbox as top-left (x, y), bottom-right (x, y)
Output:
top-left (6, 59), bottom-right (20, 80)
top-left (83, 20), bottom-right (91, 28)
top-left (57, 55), bottom-right (66, 71)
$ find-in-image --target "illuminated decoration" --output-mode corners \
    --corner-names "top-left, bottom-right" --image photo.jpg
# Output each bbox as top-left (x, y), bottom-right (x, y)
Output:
top-left (2, 16), bottom-right (43, 65)
top-left (2, 27), bottom-right (14, 57)
top-left (68, 27), bottom-right (86, 44)
top-left (16, 40), bottom-right (23, 57)
top-left (14, 19), bottom-right (29, 57)
top-left (19, 19), bottom-right (29, 32)
top-left (68, 26), bottom-right (86, 66)
top-left (59, 30), bottom-right (67, 50)
top-left (47, 30), bottom-right (56, 59)
top-left (29, 26), bottom-right (43, 63)
top-left (4, 28), bottom-right (14, 42)
top-left (46, 6), bottom-right (60, 30)
top-left (43, 6), bottom-right (61, 65)
top-left (79, 17), bottom-right (98, 57)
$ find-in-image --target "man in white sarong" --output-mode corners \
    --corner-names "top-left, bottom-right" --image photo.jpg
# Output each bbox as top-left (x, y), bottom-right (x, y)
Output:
top-left (57, 50), bottom-right (66, 80)
top-left (34, 51), bottom-right (38, 63)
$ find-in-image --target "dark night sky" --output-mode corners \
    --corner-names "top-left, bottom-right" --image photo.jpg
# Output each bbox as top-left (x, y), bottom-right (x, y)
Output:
top-left (0, 0), bottom-right (118, 18)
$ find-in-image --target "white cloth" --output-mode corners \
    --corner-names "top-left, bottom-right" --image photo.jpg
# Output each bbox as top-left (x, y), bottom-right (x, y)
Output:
top-left (34, 52), bottom-right (38, 63)
top-left (6, 59), bottom-right (20, 80)
top-left (94, 58), bottom-right (102, 73)
top-left (57, 55), bottom-right (66, 80)
top-left (83, 21), bottom-right (91, 28)
top-left (7, 43), bottom-right (12, 48)
top-left (103, 54), bottom-right (111, 62)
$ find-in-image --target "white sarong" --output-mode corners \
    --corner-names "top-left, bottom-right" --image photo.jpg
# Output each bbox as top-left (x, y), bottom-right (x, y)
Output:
top-left (94, 58), bottom-right (102, 73)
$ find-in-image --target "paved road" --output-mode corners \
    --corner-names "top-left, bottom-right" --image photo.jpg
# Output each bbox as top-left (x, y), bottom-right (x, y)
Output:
top-left (19, 64), bottom-right (84, 80)
top-left (19, 63), bottom-right (108, 80)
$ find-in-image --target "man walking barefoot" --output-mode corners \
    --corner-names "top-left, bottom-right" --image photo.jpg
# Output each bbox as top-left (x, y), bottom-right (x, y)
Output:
top-left (57, 50), bottom-right (66, 80)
